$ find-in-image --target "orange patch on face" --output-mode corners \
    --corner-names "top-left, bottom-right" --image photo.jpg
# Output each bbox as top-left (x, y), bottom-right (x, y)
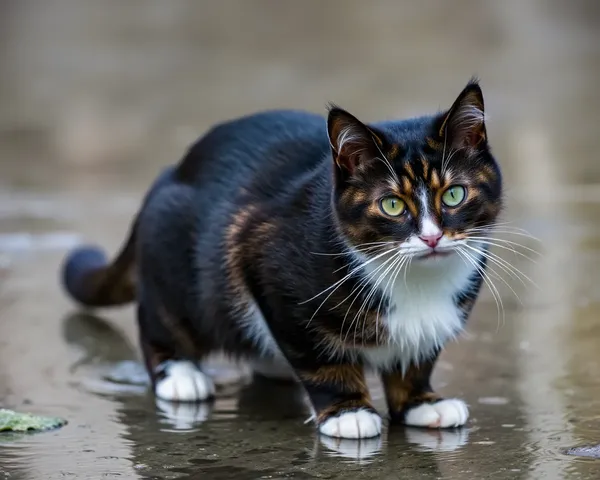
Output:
top-left (366, 202), bottom-right (382, 217)
top-left (404, 163), bottom-right (415, 180)
top-left (403, 197), bottom-right (418, 218)
top-left (476, 171), bottom-right (489, 183)
top-left (426, 137), bottom-right (442, 150)
top-left (388, 144), bottom-right (400, 159)
top-left (433, 189), bottom-right (443, 214)
top-left (421, 156), bottom-right (429, 178)
top-left (429, 169), bottom-right (441, 190)
top-left (465, 187), bottom-right (480, 202)
top-left (341, 187), bottom-right (367, 206)
top-left (445, 230), bottom-right (468, 241)
top-left (481, 164), bottom-right (497, 182)
top-left (352, 190), bottom-right (367, 203)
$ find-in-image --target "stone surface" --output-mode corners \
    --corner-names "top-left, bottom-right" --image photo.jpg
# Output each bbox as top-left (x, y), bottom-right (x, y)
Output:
top-left (0, 1), bottom-right (599, 479)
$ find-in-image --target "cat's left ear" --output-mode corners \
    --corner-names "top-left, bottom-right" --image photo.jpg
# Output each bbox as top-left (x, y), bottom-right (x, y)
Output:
top-left (327, 106), bottom-right (384, 176)
top-left (438, 79), bottom-right (487, 150)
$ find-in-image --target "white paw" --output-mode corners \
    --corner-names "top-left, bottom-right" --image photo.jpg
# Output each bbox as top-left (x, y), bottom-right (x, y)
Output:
top-left (155, 361), bottom-right (215, 402)
top-left (319, 409), bottom-right (382, 439)
top-left (404, 399), bottom-right (469, 428)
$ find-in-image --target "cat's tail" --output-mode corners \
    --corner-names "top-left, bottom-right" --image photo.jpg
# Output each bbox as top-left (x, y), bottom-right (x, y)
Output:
top-left (60, 166), bottom-right (175, 308)
top-left (61, 224), bottom-right (138, 308)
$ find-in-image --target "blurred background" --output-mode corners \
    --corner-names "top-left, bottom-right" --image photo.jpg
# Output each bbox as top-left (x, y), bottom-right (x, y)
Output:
top-left (1, 1), bottom-right (599, 479)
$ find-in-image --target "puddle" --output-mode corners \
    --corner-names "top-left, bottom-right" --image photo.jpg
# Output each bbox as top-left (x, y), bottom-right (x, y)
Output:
top-left (1, 0), bottom-right (600, 479)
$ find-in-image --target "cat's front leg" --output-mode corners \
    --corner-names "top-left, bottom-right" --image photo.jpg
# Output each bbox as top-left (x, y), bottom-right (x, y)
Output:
top-left (295, 363), bottom-right (382, 439)
top-left (382, 359), bottom-right (469, 429)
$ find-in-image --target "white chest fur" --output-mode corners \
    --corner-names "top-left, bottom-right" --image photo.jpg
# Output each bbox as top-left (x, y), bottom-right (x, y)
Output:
top-left (360, 252), bottom-right (477, 371)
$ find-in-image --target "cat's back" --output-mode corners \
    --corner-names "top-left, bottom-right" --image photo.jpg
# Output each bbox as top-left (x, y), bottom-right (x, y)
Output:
top-left (175, 109), bottom-right (330, 188)
top-left (137, 109), bottom-right (331, 318)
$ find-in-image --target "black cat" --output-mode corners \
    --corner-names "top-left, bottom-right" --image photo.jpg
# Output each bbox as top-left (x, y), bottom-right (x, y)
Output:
top-left (61, 79), bottom-right (501, 439)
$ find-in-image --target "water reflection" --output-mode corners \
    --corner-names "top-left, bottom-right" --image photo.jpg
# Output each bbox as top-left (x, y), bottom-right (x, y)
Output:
top-left (1, 0), bottom-right (600, 478)
top-left (318, 434), bottom-right (384, 463)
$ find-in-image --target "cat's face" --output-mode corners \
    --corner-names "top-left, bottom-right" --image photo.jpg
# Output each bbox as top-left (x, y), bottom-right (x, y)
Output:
top-left (328, 80), bottom-right (502, 264)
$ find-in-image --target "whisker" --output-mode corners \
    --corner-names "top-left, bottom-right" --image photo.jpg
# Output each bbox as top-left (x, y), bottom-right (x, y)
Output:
top-left (462, 243), bottom-right (538, 289)
top-left (391, 254), bottom-right (413, 359)
top-left (463, 243), bottom-right (527, 286)
top-left (403, 254), bottom-right (414, 289)
top-left (374, 253), bottom-right (407, 345)
top-left (302, 249), bottom-right (397, 329)
top-left (354, 257), bottom-right (405, 347)
top-left (333, 251), bottom-right (400, 311)
top-left (467, 240), bottom-right (539, 266)
top-left (463, 248), bottom-right (525, 306)
top-left (338, 251), bottom-right (403, 343)
top-left (371, 253), bottom-right (412, 346)
top-left (466, 226), bottom-right (541, 243)
top-left (442, 148), bottom-right (459, 175)
top-left (466, 236), bottom-right (541, 257)
top-left (346, 252), bottom-right (406, 347)
top-left (371, 138), bottom-right (399, 183)
top-left (300, 247), bottom-right (393, 305)
top-left (456, 247), bottom-right (505, 330)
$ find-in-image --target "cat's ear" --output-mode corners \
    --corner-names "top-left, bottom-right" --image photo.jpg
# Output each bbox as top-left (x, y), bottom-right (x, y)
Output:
top-left (438, 79), bottom-right (487, 150)
top-left (327, 106), bottom-right (382, 175)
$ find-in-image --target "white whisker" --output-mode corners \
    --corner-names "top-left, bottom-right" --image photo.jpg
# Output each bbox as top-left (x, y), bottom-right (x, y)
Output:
top-left (466, 235), bottom-right (540, 254)
top-left (465, 237), bottom-right (540, 261)
top-left (358, 254), bottom-right (412, 346)
top-left (345, 252), bottom-right (406, 347)
top-left (462, 243), bottom-right (538, 289)
top-left (337, 251), bottom-right (403, 344)
top-left (300, 248), bottom-right (392, 305)
top-left (456, 247), bottom-right (505, 330)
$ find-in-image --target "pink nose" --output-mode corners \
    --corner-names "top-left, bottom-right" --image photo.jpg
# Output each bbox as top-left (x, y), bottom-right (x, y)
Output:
top-left (419, 232), bottom-right (443, 248)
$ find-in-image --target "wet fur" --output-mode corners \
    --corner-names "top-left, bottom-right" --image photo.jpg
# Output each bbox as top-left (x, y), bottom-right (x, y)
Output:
top-left (61, 79), bottom-right (502, 438)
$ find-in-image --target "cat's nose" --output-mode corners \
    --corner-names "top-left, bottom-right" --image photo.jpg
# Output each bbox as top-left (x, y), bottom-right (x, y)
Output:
top-left (419, 232), bottom-right (443, 248)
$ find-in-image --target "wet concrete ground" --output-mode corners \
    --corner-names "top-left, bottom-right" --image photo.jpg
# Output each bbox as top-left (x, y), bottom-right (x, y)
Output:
top-left (1, 1), bottom-right (600, 478)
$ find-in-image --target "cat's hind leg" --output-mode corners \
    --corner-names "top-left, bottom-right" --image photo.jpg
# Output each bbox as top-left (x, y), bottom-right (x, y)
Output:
top-left (138, 301), bottom-right (215, 402)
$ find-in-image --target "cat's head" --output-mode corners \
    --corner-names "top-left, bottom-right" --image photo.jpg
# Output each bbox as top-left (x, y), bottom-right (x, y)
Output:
top-left (327, 79), bottom-right (502, 264)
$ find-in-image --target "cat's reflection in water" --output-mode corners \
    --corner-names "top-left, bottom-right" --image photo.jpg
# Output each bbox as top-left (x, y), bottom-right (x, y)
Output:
top-left (154, 366), bottom-right (303, 430)
top-left (403, 426), bottom-right (470, 452)
top-left (316, 425), bottom-right (469, 462)
top-left (155, 397), bottom-right (213, 430)
top-left (318, 434), bottom-right (384, 463)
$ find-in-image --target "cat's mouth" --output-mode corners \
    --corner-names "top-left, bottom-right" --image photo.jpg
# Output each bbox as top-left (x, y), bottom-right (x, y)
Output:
top-left (413, 248), bottom-right (455, 261)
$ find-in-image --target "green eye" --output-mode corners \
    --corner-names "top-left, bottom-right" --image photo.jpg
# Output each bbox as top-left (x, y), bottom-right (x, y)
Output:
top-left (442, 185), bottom-right (466, 207)
top-left (380, 196), bottom-right (406, 216)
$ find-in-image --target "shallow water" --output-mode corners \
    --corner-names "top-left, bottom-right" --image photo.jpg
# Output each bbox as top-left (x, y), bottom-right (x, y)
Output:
top-left (1, 1), bottom-right (600, 478)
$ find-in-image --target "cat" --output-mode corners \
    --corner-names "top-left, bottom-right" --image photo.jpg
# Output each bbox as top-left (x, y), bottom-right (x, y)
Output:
top-left (61, 78), bottom-right (502, 439)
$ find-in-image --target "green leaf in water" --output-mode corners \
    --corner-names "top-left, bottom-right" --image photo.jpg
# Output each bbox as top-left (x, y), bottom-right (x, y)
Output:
top-left (0, 409), bottom-right (67, 432)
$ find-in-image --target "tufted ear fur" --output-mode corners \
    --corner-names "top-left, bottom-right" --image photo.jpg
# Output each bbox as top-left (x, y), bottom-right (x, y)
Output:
top-left (438, 79), bottom-right (487, 150)
top-left (327, 106), bottom-right (384, 176)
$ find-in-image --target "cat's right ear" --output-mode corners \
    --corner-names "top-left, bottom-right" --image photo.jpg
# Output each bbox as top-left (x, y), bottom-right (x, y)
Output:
top-left (327, 106), bottom-right (381, 176)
